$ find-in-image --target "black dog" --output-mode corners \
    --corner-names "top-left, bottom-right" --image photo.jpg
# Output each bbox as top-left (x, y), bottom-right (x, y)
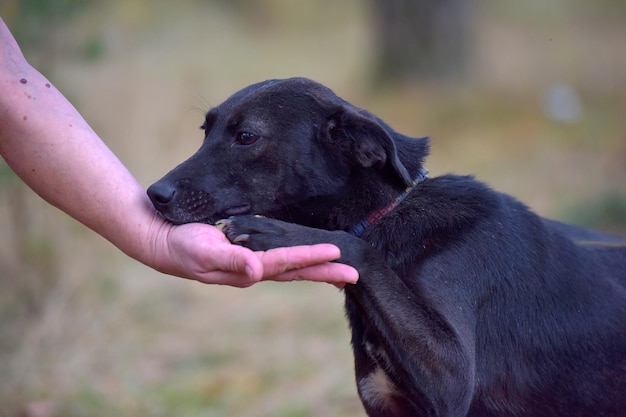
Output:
top-left (147, 78), bottom-right (626, 417)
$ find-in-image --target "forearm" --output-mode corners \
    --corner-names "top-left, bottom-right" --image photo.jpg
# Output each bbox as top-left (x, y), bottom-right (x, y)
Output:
top-left (0, 22), bottom-right (157, 266)
top-left (0, 18), bottom-right (358, 286)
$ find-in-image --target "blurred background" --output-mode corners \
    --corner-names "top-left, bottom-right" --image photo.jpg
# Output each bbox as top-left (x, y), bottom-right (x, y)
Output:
top-left (1, 0), bottom-right (625, 416)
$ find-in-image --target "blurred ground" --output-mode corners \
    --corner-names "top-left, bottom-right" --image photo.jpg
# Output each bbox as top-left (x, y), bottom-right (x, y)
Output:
top-left (1, 1), bottom-right (625, 416)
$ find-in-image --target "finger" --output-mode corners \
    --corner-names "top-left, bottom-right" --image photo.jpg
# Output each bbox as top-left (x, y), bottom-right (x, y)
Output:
top-left (214, 244), bottom-right (264, 281)
top-left (193, 270), bottom-right (259, 288)
top-left (268, 262), bottom-right (359, 285)
top-left (187, 234), bottom-right (264, 284)
top-left (257, 244), bottom-right (342, 277)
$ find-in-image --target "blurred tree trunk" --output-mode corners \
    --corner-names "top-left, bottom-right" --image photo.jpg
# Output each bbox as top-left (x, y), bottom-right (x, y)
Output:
top-left (368, 0), bottom-right (475, 87)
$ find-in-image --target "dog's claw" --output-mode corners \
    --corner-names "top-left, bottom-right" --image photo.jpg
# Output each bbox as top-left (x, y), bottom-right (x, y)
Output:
top-left (215, 219), bottom-right (230, 232)
top-left (214, 219), bottom-right (248, 244)
top-left (232, 234), bottom-right (250, 244)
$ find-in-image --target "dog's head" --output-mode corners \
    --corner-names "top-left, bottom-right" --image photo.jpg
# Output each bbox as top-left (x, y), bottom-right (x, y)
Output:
top-left (148, 77), bottom-right (429, 228)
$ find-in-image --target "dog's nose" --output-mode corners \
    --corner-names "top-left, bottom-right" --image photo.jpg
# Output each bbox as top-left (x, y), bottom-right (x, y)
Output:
top-left (147, 182), bottom-right (176, 207)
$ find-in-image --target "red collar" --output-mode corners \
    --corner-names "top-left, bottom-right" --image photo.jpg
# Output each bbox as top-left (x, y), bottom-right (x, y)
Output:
top-left (349, 168), bottom-right (428, 237)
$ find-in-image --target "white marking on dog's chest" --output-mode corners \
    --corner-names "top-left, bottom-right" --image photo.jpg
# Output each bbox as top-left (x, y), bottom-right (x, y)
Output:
top-left (358, 367), bottom-right (399, 411)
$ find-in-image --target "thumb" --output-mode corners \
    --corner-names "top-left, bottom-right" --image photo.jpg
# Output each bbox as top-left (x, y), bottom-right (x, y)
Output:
top-left (161, 222), bottom-right (265, 285)
top-left (204, 242), bottom-right (265, 283)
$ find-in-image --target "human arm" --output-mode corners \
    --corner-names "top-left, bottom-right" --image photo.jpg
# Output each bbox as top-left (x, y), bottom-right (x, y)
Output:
top-left (0, 17), bottom-right (358, 287)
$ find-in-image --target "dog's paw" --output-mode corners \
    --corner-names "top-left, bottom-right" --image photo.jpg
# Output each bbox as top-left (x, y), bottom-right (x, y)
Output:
top-left (215, 217), bottom-right (251, 244)
top-left (215, 215), bottom-right (294, 251)
top-left (216, 215), bottom-right (358, 254)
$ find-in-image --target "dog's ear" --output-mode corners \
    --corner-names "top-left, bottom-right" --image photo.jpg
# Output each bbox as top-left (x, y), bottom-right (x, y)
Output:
top-left (322, 107), bottom-right (414, 187)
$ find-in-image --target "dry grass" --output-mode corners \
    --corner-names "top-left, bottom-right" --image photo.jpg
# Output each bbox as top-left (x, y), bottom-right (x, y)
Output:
top-left (1, 1), bottom-right (625, 416)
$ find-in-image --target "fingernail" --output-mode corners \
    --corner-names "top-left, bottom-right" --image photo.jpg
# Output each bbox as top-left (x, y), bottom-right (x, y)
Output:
top-left (245, 265), bottom-right (254, 279)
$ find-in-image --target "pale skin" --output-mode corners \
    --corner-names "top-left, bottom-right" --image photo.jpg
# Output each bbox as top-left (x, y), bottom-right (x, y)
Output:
top-left (0, 17), bottom-right (358, 287)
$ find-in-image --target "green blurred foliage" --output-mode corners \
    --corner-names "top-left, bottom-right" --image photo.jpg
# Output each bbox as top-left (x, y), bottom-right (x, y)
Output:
top-left (562, 192), bottom-right (626, 236)
top-left (2, 0), bottom-right (92, 46)
top-left (0, 161), bottom-right (19, 185)
top-left (1, 0), bottom-right (103, 69)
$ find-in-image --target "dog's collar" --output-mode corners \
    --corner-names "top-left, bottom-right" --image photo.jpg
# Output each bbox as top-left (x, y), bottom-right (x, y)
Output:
top-left (349, 168), bottom-right (428, 237)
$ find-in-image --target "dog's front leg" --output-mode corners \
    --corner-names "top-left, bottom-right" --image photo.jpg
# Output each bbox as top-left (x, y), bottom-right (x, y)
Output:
top-left (343, 262), bottom-right (474, 417)
top-left (218, 215), bottom-right (475, 417)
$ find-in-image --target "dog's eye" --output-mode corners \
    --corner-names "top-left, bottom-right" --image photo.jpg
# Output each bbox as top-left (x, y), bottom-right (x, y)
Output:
top-left (235, 131), bottom-right (260, 146)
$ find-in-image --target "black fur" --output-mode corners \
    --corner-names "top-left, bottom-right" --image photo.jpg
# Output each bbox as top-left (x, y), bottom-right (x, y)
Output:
top-left (148, 77), bottom-right (626, 417)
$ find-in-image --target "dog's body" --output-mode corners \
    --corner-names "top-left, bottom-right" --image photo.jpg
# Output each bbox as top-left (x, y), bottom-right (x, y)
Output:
top-left (148, 78), bottom-right (626, 417)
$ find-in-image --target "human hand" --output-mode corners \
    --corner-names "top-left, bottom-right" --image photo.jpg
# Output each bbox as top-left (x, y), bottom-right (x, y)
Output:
top-left (2, 16), bottom-right (359, 288)
top-left (149, 220), bottom-right (359, 288)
